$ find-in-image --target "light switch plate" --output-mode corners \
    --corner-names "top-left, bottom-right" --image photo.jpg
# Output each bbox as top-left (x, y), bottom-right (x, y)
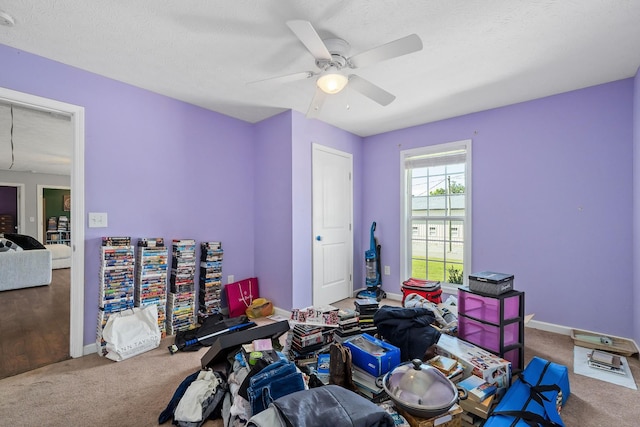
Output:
top-left (88, 212), bottom-right (108, 228)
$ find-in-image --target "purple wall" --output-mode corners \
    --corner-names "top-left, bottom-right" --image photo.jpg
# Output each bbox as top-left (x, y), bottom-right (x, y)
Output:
top-left (1, 44), bottom-right (256, 345)
top-left (254, 111), bottom-right (362, 310)
top-left (252, 110), bottom-right (364, 311)
top-left (2, 41), bottom-right (638, 346)
top-left (633, 66), bottom-right (640, 346)
top-left (253, 111), bottom-right (294, 309)
top-left (291, 112), bottom-right (364, 308)
top-left (364, 79), bottom-right (635, 338)
top-left (0, 186), bottom-right (18, 219)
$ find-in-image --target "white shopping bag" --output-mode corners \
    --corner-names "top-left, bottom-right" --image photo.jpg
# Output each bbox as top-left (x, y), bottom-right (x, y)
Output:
top-left (102, 305), bottom-right (161, 361)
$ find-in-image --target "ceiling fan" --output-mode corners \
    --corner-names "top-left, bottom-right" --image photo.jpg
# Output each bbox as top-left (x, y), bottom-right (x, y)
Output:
top-left (252, 20), bottom-right (423, 117)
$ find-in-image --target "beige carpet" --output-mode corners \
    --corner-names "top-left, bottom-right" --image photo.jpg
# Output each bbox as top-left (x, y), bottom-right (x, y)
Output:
top-left (0, 317), bottom-right (639, 426)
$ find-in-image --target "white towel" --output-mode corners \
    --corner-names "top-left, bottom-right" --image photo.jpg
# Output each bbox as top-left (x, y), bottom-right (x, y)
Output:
top-left (174, 370), bottom-right (221, 422)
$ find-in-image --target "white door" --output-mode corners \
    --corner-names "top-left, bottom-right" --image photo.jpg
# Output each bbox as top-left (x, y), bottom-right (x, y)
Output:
top-left (312, 144), bottom-right (353, 306)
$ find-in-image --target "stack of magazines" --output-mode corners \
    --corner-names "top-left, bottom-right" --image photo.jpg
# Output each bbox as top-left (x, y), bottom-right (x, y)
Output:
top-left (588, 349), bottom-right (625, 375)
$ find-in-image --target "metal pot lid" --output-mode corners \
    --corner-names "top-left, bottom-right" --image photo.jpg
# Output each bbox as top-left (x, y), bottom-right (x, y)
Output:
top-left (383, 359), bottom-right (459, 411)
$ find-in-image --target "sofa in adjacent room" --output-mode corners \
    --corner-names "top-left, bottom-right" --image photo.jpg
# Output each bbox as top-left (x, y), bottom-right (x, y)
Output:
top-left (0, 234), bottom-right (53, 291)
top-left (45, 243), bottom-right (72, 269)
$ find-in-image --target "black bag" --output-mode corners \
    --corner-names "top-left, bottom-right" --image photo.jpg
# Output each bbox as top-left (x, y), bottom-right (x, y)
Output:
top-left (174, 314), bottom-right (248, 352)
top-left (374, 305), bottom-right (440, 361)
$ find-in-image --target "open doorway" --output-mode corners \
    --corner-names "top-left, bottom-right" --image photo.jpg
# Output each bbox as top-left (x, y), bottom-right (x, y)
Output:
top-left (37, 185), bottom-right (72, 245)
top-left (0, 87), bottom-right (85, 369)
top-left (0, 183), bottom-right (24, 234)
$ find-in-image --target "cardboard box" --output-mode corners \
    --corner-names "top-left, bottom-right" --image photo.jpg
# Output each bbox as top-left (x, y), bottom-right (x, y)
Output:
top-left (458, 394), bottom-right (495, 419)
top-left (344, 333), bottom-right (401, 377)
top-left (396, 404), bottom-right (462, 427)
top-left (435, 334), bottom-right (511, 389)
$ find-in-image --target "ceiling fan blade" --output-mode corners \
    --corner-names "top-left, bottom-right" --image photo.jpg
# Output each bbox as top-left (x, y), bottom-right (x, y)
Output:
top-left (247, 71), bottom-right (315, 85)
top-left (286, 20), bottom-right (332, 61)
top-left (348, 34), bottom-right (423, 69)
top-left (348, 75), bottom-right (396, 106)
top-left (306, 87), bottom-right (327, 118)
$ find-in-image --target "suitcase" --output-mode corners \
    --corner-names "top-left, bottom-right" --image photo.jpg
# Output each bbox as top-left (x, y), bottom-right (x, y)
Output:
top-left (401, 278), bottom-right (442, 305)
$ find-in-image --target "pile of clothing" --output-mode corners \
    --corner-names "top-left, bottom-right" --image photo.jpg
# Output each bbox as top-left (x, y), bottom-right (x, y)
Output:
top-left (403, 293), bottom-right (458, 332)
top-left (160, 344), bottom-right (398, 427)
top-left (159, 370), bottom-right (227, 427)
top-left (220, 353), bottom-right (307, 425)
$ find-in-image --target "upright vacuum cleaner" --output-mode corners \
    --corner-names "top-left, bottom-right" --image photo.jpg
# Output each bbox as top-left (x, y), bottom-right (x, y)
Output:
top-left (357, 222), bottom-right (386, 301)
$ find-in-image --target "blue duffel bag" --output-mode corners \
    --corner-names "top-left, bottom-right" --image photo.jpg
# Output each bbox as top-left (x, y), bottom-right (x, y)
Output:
top-left (484, 356), bottom-right (570, 427)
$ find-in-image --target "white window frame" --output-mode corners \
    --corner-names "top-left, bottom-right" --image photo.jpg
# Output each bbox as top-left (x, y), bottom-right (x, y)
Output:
top-left (400, 139), bottom-right (472, 294)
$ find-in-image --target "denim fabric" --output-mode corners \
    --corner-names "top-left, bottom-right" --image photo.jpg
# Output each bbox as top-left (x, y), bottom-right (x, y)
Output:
top-left (253, 371), bottom-right (305, 415)
top-left (249, 359), bottom-right (294, 389)
top-left (247, 360), bottom-right (305, 416)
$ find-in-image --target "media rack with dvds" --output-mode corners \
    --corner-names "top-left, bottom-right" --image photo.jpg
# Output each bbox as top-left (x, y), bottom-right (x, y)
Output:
top-left (135, 238), bottom-right (169, 337)
top-left (198, 241), bottom-right (223, 323)
top-left (96, 236), bottom-right (135, 356)
top-left (46, 216), bottom-right (71, 246)
top-left (167, 239), bottom-right (197, 335)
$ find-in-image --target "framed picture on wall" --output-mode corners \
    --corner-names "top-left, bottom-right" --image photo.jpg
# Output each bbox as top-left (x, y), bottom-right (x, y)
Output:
top-left (63, 194), bottom-right (71, 211)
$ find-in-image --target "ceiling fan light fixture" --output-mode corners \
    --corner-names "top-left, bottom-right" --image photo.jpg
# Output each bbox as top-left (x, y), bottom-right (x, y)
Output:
top-left (317, 72), bottom-right (348, 94)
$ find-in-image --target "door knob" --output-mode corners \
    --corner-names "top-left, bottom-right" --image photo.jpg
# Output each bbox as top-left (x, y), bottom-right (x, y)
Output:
top-left (316, 235), bottom-right (321, 241)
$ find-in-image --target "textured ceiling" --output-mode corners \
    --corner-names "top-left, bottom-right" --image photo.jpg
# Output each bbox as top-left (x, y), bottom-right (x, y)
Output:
top-left (0, 103), bottom-right (72, 175)
top-left (0, 1), bottom-right (639, 174)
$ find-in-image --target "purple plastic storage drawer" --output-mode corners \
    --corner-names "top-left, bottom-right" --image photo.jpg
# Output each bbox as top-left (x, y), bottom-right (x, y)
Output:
top-left (458, 290), bottom-right (521, 324)
top-left (503, 347), bottom-right (522, 371)
top-left (458, 316), bottom-right (520, 353)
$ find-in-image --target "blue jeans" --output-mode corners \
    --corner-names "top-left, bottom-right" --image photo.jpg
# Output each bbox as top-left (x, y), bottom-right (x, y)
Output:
top-left (249, 359), bottom-right (293, 387)
top-left (248, 360), bottom-right (305, 416)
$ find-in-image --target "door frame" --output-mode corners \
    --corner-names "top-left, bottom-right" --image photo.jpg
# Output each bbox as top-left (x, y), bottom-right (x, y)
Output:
top-left (311, 143), bottom-right (354, 305)
top-left (0, 182), bottom-right (24, 233)
top-left (0, 87), bottom-right (85, 358)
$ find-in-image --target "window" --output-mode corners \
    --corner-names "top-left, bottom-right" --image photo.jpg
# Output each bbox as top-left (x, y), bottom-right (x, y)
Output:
top-left (400, 140), bottom-right (471, 289)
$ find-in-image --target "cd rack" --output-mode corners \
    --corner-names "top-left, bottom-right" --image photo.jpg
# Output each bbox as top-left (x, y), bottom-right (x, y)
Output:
top-left (167, 239), bottom-right (197, 335)
top-left (135, 238), bottom-right (169, 337)
top-left (198, 241), bottom-right (224, 323)
top-left (96, 236), bottom-right (135, 356)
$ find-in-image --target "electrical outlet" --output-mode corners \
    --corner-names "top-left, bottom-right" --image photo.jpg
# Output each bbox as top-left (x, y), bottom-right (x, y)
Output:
top-left (227, 275), bottom-right (234, 284)
top-left (384, 265), bottom-right (390, 275)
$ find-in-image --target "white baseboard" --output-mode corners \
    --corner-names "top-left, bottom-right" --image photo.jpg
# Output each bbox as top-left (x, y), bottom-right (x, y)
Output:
top-left (84, 343), bottom-right (97, 356)
top-left (525, 319), bottom-right (572, 335)
top-left (526, 321), bottom-right (640, 353)
top-left (384, 292), bottom-right (402, 301)
top-left (273, 306), bottom-right (292, 319)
